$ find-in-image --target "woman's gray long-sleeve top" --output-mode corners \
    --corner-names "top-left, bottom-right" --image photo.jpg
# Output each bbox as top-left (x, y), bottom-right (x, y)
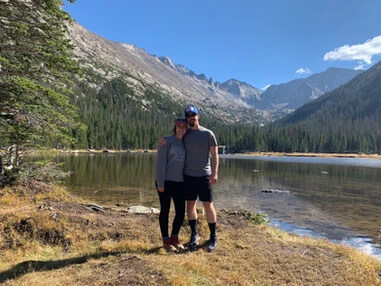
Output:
top-left (155, 135), bottom-right (185, 188)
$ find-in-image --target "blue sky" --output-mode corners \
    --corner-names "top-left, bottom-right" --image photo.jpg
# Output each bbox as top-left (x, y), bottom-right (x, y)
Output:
top-left (63, 0), bottom-right (381, 89)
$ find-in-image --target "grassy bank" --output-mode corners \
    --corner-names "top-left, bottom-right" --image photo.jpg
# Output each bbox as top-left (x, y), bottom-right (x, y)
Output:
top-left (0, 182), bottom-right (380, 285)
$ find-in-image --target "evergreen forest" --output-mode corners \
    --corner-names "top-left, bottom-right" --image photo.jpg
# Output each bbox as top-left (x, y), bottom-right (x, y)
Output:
top-left (70, 72), bottom-right (381, 154)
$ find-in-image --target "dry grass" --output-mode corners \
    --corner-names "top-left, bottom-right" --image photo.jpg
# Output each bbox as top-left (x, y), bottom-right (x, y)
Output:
top-left (0, 183), bottom-right (380, 285)
top-left (148, 219), bottom-right (381, 286)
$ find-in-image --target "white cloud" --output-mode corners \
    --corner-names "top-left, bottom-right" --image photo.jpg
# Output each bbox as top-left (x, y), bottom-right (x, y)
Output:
top-left (324, 35), bottom-right (381, 65)
top-left (296, 68), bottom-right (311, 74)
top-left (261, 84), bottom-right (271, 91)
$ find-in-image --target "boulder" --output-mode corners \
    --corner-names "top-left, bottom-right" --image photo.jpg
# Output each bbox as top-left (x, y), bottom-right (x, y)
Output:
top-left (261, 189), bottom-right (290, 194)
top-left (126, 206), bottom-right (159, 214)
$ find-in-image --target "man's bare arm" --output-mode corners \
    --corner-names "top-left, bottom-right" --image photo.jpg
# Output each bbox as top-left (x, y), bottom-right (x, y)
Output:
top-left (158, 136), bottom-right (167, 147)
top-left (209, 145), bottom-right (219, 185)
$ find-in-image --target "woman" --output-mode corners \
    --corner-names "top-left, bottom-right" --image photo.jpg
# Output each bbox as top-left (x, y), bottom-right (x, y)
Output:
top-left (155, 118), bottom-right (187, 251)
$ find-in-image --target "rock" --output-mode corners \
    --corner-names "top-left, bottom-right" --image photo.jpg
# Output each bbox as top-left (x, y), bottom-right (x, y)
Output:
top-left (261, 189), bottom-right (290, 194)
top-left (83, 204), bottom-right (104, 212)
top-left (126, 206), bottom-right (159, 214)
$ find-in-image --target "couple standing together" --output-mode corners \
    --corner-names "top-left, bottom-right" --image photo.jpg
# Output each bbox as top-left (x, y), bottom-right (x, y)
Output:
top-left (155, 105), bottom-right (219, 252)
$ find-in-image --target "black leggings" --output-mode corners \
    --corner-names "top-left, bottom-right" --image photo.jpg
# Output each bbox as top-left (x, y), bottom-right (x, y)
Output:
top-left (157, 181), bottom-right (185, 238)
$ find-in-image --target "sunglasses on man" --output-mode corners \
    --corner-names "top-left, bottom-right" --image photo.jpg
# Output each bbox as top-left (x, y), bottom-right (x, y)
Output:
top-left (186, 113), bottom-right (197, 118)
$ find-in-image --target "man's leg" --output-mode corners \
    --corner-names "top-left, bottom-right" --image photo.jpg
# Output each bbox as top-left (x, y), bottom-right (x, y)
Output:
top-left (187, 200), bottom-right (198, 220)
top-left (203, 201), bottom-right (217, 239)
top-left (184, 175), bottom-right (200, 250)
top-left (187, 200), bottom-right (199, 250)
top-left (200, 175), bottom-right (217, 252)
top-left (202, 201), bottom-right (216, 224)
top-left (203, 201), bottom-right (217, 252)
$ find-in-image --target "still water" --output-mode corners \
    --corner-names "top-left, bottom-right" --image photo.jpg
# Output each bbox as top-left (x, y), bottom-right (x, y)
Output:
top-left (43, 153), bottom-right (381, 259)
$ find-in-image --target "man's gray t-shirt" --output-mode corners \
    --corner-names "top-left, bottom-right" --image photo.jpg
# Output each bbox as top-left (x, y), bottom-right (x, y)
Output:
top-left (183, 126), bottom-right (218, 177)
top-left (155, 135), bottom-right (185, 188)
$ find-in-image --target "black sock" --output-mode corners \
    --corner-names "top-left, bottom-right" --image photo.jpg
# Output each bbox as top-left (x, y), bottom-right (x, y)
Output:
top-left (208, 223), bottom-right (216, 238)
top-left (189, 219), bottom-right (197, 234)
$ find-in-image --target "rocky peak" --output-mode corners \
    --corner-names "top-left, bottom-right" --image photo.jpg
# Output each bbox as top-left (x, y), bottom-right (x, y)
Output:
top-left (158, 56), bottom-right (176, 70)
top-left (220, 79), bottom-right (262, 105)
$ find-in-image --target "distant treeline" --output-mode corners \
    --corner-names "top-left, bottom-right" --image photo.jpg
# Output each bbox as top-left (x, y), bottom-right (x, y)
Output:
top-left (70, 78), bottom-right (381, 154)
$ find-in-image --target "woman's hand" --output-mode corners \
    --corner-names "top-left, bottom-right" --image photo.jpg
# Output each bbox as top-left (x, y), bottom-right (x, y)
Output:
top-left (158, 187), bottom-right (165, 192)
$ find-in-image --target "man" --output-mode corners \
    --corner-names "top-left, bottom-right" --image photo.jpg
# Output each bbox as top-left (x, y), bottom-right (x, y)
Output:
top-left (162, 105), bottom-right (219, 251)
top-left (183, 105), bottom-right (219, 252)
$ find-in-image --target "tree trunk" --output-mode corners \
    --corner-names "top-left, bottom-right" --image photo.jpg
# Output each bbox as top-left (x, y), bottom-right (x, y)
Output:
top-left (0, 155), bottom-right (3, 188)
top-left (15, 144), bottom-right (19, 167)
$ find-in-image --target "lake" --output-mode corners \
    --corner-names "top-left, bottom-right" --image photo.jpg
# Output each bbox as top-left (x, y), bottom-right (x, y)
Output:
top-left (38, 153), bottom-right (381, 259)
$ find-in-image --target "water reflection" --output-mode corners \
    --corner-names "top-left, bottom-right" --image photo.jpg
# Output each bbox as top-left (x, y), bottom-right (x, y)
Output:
top-left (32, 153), bottom-right (381, 258)
top-left (217, 157), bottom-right (381, 245)
top-left (54, 153), bottom-right (158, 206)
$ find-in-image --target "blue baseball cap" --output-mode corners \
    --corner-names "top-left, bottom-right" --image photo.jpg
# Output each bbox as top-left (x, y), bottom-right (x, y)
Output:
top-left (184, 105), bottom-right (199, 116)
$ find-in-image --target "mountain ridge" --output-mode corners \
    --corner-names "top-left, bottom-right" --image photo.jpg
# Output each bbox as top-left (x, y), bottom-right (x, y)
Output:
top-left (66, 21), bottom-right (272, 124)
top-left (259, 67), bottom-right (363, 110)
top-left (65, 20), bottom-right (367, 125)
top-left (279, 60), bottom-right (381, 126)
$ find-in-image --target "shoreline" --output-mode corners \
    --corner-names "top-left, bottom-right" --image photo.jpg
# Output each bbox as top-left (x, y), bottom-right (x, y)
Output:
top-left (236, 151), bottom-right (381, 160)
top-left (27, 149), bottom-right (156, 154)
top-left (28, 149), bottom-right (381, 159)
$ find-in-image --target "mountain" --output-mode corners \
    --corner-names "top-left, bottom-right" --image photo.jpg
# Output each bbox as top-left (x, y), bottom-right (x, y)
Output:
top-left (60, 20), bottom-right (373, 150)
top-left (220, 79), bottom-right (262, 106)
top-left (66, 22), bottom-right (271, 124)
top-left (280, 61), bottom-right (381, 127)
top-left (66, 21), bottom-right (363, 124)
top-left (271, 60), bottom-right (381, 153)
top-left (258, 68), bottom-right (363, 110)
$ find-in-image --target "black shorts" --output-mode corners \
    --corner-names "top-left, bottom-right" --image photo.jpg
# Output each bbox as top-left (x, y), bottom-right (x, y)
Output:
top-left (184, 175), bottom-right (213, 202)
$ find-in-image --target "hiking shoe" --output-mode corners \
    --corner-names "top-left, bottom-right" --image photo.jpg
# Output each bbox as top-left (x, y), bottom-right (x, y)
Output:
top-left (188, 232), bottom-right (200, 251)
top-left (207, 235), bottom-right (217, 252)
top-left (163, 238), bottom-right (177, 252)
top-left (170, 236), bottom-right (185, 251)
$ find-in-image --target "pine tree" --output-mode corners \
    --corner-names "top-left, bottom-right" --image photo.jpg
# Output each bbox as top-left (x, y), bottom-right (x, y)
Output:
top-left (0, 0), bottom-right (82, 184)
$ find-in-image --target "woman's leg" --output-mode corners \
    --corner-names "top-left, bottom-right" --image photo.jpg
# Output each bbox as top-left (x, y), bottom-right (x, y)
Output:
top-left (157, 182), bottom-right (171, 239)
top-left (170, 182), bottom-right (185, 236)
